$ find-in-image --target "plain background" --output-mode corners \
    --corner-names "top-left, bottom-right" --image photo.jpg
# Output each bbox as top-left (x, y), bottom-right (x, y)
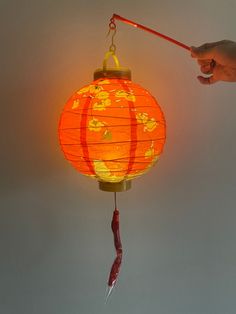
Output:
top-left (1, 0), bottom-right (236, 313)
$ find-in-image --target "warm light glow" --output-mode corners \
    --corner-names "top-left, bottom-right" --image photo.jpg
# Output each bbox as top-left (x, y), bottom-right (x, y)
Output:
top-left (59, 78), bottom-right (166, 183)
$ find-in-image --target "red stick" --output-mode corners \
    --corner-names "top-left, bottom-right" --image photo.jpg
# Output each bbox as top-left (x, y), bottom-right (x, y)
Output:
top-left (112, 14), bottom-right (190, 51)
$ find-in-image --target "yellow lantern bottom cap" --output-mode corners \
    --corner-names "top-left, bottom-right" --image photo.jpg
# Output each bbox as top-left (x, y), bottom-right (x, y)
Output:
top-left (99, 180), bottom-right (132, 192)
top-left (94, 67), bottom-right (131, 80)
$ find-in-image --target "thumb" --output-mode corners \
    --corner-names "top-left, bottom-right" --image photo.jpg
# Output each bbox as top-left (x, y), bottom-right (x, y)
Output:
top-left (190, 43), bottom-right (216, 59)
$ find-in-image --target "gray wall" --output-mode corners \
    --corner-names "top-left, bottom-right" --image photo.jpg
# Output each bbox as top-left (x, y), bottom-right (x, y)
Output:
top-left (1, 0), bottom-right (236, 313)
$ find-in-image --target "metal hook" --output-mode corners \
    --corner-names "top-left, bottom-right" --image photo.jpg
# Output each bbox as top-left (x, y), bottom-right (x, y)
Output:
top-left (106, 17), bottom-right (117, 53)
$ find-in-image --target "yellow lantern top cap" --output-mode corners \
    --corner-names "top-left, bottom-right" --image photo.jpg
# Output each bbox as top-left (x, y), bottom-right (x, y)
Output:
top-left (93, 67), bottom-right (131, 80)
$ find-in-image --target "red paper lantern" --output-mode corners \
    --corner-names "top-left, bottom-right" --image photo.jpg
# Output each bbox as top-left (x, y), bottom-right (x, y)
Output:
top-left (58, 52), bottom-right (166, 191)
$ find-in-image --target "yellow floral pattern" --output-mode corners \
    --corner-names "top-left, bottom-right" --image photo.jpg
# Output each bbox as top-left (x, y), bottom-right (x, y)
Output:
top-left (88, 118), bottom-right (106, 132)
top-left (144, 118), bottom-right (158, 132)
top-left (96, 91), bottom-right (110, 100)
top-left (136, 112), bottom-right (158, 132)
top-left (145, 147), bottom-right (154, 159)
top-left (93, 160), bottom-right (124, 182)
top-left (115, 90), bottom-right (136, 102)
top-left (98, 79), bottom-right (110, 85)
top-left (89, 85), bottom-right (103, 94)
top-left (72, 99), bottom-right (80, 109)
top-left (126, 94), bottom-right (136, 102)
top-left (77, 86), bottom-right (89, 94)
top-left (136, 112), bottom-right (149, 124)
top-left (77, 85), bottom-right (103, 95)
top-left (93, 98), bottom-right (111, 111)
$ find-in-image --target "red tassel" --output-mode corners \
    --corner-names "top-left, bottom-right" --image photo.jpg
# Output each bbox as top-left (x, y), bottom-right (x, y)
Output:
top-left (108, 208), bottom-right (123, 287)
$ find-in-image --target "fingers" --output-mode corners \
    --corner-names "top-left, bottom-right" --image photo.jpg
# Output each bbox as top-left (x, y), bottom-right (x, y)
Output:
top-left (197, 59), bottom-right (212, 66)
top-left (190, 40), bottom-right (232, 60)
top-left (197, 75), bottom-right (218, 85)
top-left (200, 60), bottom-right (216, 74)
top-left (197, 59), bottom-right (218, 84)
top-left (191, 45), bottom-right (218, 84)
top-left (191, 44), bottom-right (216, 59)
top-left (190, 40), bottom-right (234, 84)
top-left (200, 64), bottom-right (212, 74)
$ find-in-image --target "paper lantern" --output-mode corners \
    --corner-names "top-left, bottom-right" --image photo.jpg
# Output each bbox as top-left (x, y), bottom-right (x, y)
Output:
top-left (57, 10), bottom-right (194, 296)
top-left (58, 52), bottom-right (166, 192)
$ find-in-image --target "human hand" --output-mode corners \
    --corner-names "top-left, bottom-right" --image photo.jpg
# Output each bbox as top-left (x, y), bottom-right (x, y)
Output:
top-left (190, 40), bottom-right (236, 84)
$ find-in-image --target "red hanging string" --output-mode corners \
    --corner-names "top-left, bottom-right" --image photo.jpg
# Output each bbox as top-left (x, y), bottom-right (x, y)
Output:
top-left (112, 13), bottom-right (190, 51)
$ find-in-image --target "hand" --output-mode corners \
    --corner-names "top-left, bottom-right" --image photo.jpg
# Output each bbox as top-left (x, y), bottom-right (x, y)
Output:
top-left (190, 40), bottom-right (236, 84)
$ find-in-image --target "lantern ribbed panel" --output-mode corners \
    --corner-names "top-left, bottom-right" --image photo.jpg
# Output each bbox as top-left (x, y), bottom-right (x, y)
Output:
top-left (58, 78), bottom-right (166, 183)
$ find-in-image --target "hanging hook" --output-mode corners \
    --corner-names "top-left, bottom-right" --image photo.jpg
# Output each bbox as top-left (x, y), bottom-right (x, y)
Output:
top-left (106, 16), bottom-right (117, 53)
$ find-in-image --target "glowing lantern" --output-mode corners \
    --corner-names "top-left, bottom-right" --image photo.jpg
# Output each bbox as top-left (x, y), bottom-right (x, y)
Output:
top-left (57, 11), bottom-right (192, 296)
top-left (58, 52), bottom-right (166, 191)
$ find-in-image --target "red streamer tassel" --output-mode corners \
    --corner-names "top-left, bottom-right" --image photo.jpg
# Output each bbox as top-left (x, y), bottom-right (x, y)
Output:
top-left (107, 208), bottom-right (123, 295)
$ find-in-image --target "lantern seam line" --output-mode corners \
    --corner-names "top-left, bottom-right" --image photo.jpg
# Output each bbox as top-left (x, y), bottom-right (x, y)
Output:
top-left (66, 105), bottom-right (155, 110)
top-left (63, 113), bottom-right (161, 120)
top-left (59, 121), bottom-right (165, 130)
top-left (73, 167), bottom-right (154, 174)
top-left (61, 137), bottom-right (165, 145)
top-left (64, 153), bottom-right (160, 160)
top-left (68, 160), bottom-right (155, 164)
